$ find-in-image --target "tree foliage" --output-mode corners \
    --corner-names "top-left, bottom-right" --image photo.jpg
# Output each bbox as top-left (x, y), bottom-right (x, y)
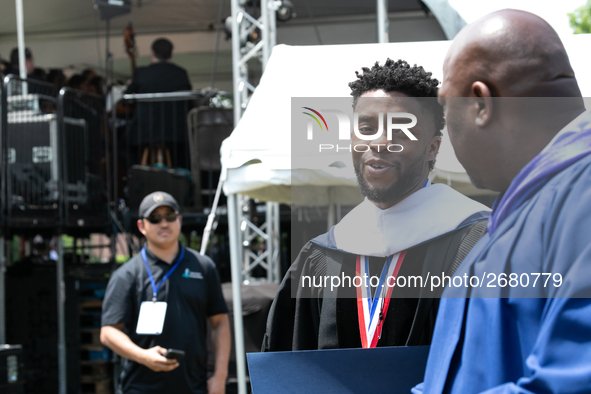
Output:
top-left (569, 0), bottom-right (591, 34)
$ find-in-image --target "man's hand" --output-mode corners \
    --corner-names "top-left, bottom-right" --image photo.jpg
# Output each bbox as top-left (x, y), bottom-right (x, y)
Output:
top-left (207, 374), bottom-right (226, 394)
top-left (138, 346), bottom-right (179, 372)
top-left (101, 326), bottom-right (180, 373)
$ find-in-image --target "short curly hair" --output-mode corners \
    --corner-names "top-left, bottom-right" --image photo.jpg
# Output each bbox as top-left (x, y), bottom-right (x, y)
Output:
top-left (348, 58), bottom-right (444, 170)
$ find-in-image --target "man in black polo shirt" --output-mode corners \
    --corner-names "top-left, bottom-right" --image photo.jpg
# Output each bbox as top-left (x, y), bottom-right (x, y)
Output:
top-left (101, 191), bottom-right (230, 394)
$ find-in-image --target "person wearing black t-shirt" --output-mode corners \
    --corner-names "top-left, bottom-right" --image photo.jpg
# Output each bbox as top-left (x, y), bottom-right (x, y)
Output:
top-left (101, 191), bottom-right (230, 394)
top-left (124, 38), bottom-right (193, 168)
top-left (125, 38), bottom-right (192, 95)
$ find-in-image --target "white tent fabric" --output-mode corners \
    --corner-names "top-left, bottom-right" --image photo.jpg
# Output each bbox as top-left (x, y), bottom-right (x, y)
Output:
top-left (221, 35), bottom-right (591, 204)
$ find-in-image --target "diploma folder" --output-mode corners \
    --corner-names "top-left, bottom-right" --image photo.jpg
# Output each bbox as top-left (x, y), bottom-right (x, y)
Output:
top-left (247, 345), bottom-right (430, 394)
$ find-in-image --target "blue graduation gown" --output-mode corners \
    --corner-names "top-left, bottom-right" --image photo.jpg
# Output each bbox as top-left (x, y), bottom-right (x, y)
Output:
top-left (414, 113), bottom-right (591, 393)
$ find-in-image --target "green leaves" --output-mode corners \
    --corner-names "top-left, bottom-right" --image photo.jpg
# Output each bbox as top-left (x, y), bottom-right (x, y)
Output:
top-left (569, 0), bottom-right (591, 34)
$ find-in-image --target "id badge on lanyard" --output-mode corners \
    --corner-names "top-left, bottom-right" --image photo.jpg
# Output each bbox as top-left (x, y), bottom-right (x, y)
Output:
top-left (136, 301), bottom-right (168, 335)
top-left (136, 247), bottom-right (184, 335)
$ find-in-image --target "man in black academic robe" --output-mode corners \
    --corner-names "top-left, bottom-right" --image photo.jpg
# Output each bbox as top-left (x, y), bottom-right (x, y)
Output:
top-left (263, 59), bottom-right (490, 351)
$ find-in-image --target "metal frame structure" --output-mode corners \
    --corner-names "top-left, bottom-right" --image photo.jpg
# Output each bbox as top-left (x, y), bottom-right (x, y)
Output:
top-left (0, 239), bottom-right (5, 345)
top-left (56, 88), bottom-right (66, 394)
top-left (1, 72), bottom-right (69, 393)
top-left (0, 23), bottom-right (6, 346)
top-left (228, 1), bottom-right (279, 393)
top-left (377, 0), bottom-right (390, 43)
top-left (111, 90), bottom-right (204, 197)
top-left (234, 196), bottom-right (281, 284)
top-left (229, 0), bottom-right (281, 283)
top-left (1, 71), bottom-right (111, 393)
top-left (231, 0), bottom-right (277, 123)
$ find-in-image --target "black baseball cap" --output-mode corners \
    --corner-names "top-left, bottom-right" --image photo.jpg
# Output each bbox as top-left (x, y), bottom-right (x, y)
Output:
top-left (139, 191), bottom-right (180, 218)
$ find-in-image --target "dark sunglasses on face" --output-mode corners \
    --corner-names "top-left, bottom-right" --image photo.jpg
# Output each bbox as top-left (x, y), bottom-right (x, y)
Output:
top-left (145, 211), bottom-right (178, 224)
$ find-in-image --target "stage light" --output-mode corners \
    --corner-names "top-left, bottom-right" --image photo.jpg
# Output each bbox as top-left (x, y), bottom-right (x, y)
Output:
top-left (94, 0), bottom-right (131, 20)
top-left (224, 16), bottom-right (233, 39)
top-left (224, 15), bottom-right (261, 44)
top-left (276, 0), bottom-right (295, 22)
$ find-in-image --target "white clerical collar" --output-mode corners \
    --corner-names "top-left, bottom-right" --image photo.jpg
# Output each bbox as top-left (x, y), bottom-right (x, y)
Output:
top-left (333, 183), bottom-right (490, 257)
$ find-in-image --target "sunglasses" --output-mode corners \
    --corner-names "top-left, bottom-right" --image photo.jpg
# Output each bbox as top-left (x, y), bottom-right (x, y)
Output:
top-left (144, 211), bottom-right (178, 224)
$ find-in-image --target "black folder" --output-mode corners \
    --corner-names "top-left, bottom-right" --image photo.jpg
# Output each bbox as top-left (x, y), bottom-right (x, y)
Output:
top-left (247, 345), bottom-right (430, 394)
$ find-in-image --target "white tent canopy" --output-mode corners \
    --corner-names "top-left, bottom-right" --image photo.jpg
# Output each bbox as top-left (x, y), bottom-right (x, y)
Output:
top-left (221, 35), bottom-right (591, 204)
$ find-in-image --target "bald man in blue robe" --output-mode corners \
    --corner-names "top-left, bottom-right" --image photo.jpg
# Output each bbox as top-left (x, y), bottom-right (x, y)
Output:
top-left (414, 10), bottom-right (591, 394)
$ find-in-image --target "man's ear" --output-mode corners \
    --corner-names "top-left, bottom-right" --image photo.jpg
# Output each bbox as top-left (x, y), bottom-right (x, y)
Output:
top-left (427, 136), bottom-right (442, 162)
top-left (472, 81), bottom-right (493, 127)
top-left (137, 219), bottom-right (146, 236)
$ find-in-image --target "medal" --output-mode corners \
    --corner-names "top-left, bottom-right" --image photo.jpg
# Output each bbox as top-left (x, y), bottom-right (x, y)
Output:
top-left (356, 251), bottom-right (406, 348)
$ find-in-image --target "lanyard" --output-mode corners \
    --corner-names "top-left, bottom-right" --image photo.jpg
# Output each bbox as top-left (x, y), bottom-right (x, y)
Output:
top-left (141, 246), bottom-right (185, 301)
top-left (356, 251), bottom-right (406, 348)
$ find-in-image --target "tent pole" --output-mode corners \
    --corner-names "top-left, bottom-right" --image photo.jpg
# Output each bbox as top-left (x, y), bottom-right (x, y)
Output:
top-left (228, 194), bottom-right (247, 394)
top-left (327, 187), bottom-right (335, 231)
top-left (266, 202), bottom-right (273, 282)
top-left (105, 18), bottom-right (112, 87)
top-left (0, 237), bottom-right (5, 343)
top-left (231, 0), bottom-right (242, 126)
top-left (377, 0), bottom-right (389, 43)
top-left (200, 178), bottom-right (224, 255)
top-left (268, 0), bottom-right (277, 48)
top-left (261, 0), bottom-right (270, 69)
top-left (57, 236), bottom-right (67, 394)
top-left (15, 0), bottom-right (27, 80)
top-left (272, 202), bottom-right (280, 282)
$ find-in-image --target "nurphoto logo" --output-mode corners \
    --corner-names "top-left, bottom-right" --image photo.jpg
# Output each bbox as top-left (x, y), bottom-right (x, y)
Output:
top-left (301, 107), bottom-right (418, 153)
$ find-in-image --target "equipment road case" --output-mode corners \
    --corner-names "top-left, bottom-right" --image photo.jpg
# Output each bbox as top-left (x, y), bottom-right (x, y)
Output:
top-left (0, 345), bottom-right (24, 394)
top-left (6, 112), bottom-right (88, 228)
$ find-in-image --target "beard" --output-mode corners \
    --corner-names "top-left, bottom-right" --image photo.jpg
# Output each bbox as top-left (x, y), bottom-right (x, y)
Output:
top-left (354, 152), bottom-right (427, 205)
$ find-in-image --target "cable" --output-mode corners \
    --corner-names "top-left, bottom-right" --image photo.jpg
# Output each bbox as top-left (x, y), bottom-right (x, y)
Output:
top-left (109, 210), bottom-right (139, 255)
top-left (301, 0), bottom-right (323, 45)
top-left (210, 0), bottom-right (225, 89)
top-left (94, 12), bottom-right (103, 72)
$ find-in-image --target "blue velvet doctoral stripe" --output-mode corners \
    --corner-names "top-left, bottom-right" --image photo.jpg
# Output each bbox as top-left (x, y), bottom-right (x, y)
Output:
top-left (488, 125), bottom-right (591, 234)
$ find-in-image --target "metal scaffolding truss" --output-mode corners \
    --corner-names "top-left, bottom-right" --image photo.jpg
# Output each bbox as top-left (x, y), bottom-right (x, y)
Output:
top-left (231, 0), bottom-right (277, 122)
top-left (228, 2), bottom-right (279, 393)
top-left (237, 197), bottom-right (281, 283)
top-left (227, 195), bottom-right (281, 394)
top-left (228, 0), bottom-right (281, 285)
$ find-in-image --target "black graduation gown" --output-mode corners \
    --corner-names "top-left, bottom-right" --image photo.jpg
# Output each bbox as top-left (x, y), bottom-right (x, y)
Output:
top-left (262, 215), bottom-right (488, 352)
